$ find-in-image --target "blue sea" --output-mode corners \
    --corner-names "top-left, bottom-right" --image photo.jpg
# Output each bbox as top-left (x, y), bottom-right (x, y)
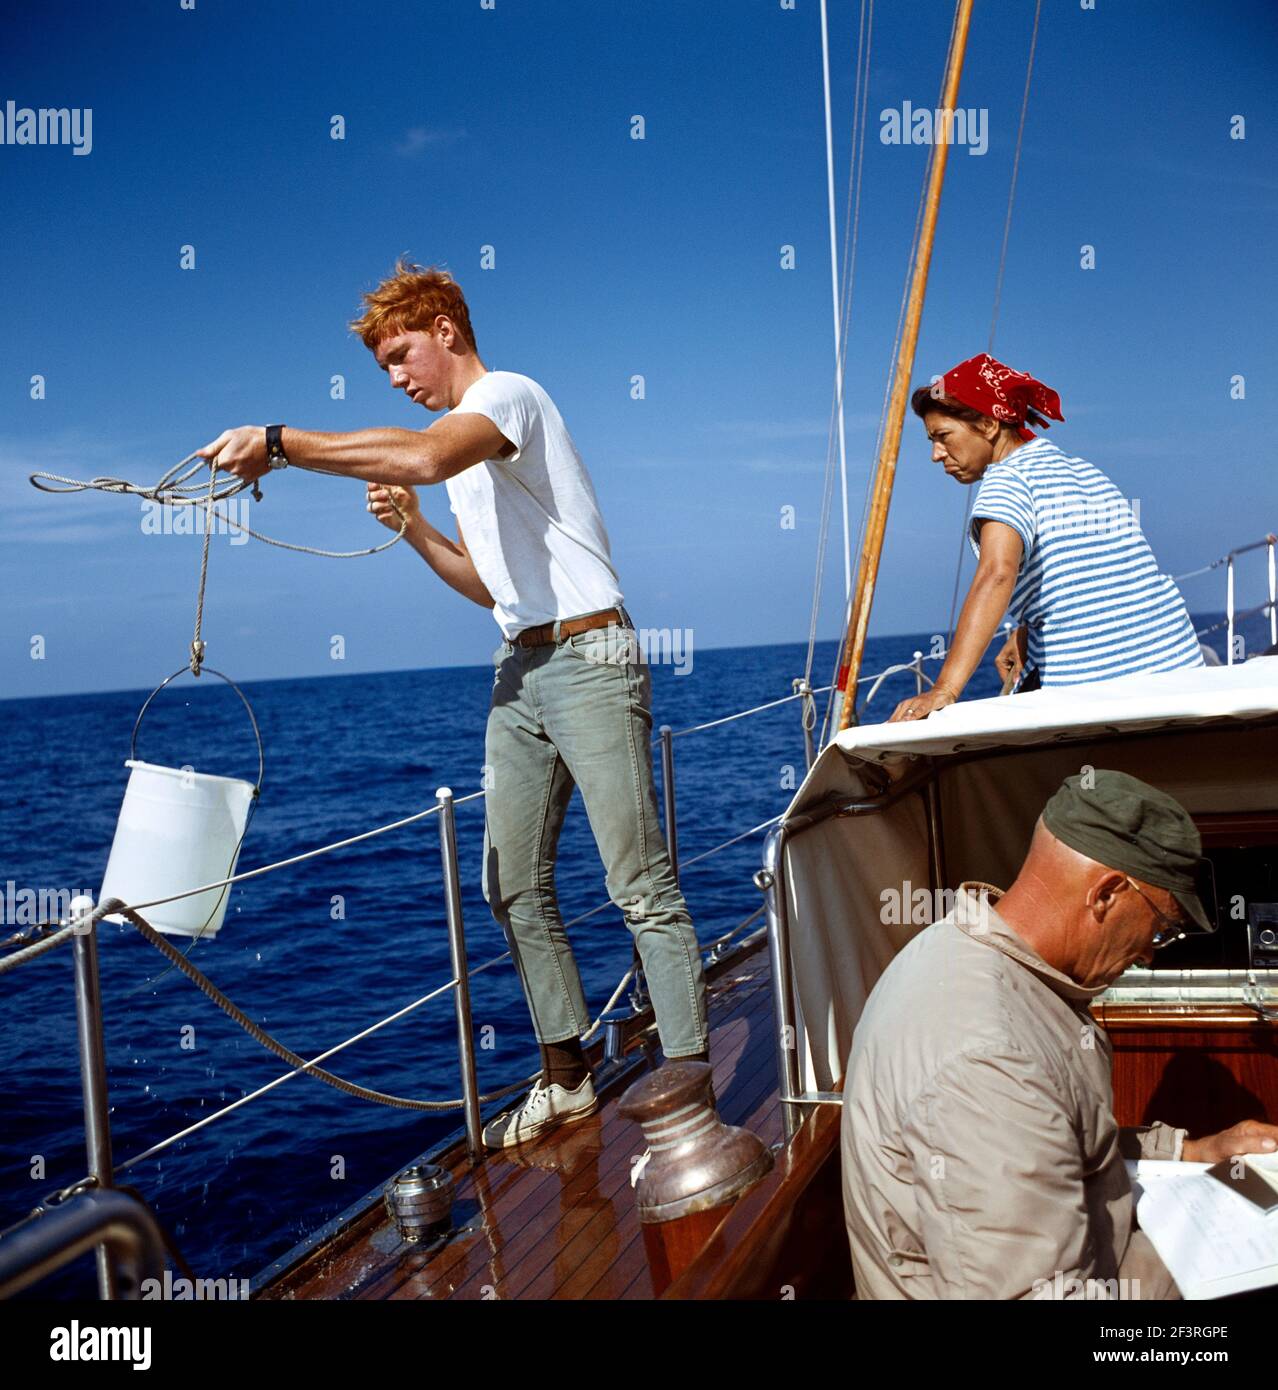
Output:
top-left (0, 622), bottom-right (1242, 1296)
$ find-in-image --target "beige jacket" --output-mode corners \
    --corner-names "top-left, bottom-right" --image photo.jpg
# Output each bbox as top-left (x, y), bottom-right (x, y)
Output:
top-left (841, 884), bottom-right (1182, 1300)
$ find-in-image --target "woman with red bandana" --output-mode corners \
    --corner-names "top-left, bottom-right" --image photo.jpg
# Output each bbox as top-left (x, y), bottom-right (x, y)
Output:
top-left (889, 354), bottom-right (1202, 722)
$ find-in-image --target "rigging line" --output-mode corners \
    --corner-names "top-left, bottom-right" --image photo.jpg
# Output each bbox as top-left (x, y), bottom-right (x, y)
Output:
top-left (831, 0), bottom-right (873, 567)
top-left (944, 0), bottom-right (1042, 648)
top-left (805, 0), bottom-right (875, 689)
top-left (665, 682), bottom-right (834, 739)
top-left (119, 949), bottom-right (645, 1171)
top-left (114, 904), bottom-right (476, 1114)
top-left (0, 925), bottom-right (77, 977)
top-left (805, 388), bottom-right (844, 689)
top-left (677, 815), bottom-right (781, 871)
top-left (838, 0), bottom-right (875, 382)
top-left (1173, 562), bottom-right (1222, 583)
top-left (819, 0), bottom-right (854, 608)
top-left (817, 7), bottom-right (888, 741)
top-left (987, 0), bottom-right (1042, 353)
top-left (832, 0), bottom-right (874, 406)
top-left (821, 105), bottom-right (933, 748)
top-left (705, 904), bottom-right (767, 955)
top-left (190, 461), bottom-right (219, 674)
top-left (114, 982), bottom-right (525, 1172)
top-left (104, 789), bottom-right (487, 919)
top-left (123, 799), bottom-right (260, 996)
top-left (822, 0), bottom-right (876, 687)
top-left (829, 0), bottom-right (969, 739)
top-left (817, 586), bottom-right (855, 750)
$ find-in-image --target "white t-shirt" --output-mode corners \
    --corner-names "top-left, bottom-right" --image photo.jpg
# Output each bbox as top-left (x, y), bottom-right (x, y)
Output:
top-left (445, 371), bottom-right (624, 639)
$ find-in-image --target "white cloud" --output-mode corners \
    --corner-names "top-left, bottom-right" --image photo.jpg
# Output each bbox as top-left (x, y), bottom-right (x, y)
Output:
top-left (0, 429), bottom-right (161, 541)
top-left (395, 126), bottom-right (467, 157)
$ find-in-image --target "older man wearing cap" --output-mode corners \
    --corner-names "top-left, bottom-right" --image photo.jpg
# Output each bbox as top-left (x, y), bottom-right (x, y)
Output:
top-left (841, 769), bottom-right (1278, 1300)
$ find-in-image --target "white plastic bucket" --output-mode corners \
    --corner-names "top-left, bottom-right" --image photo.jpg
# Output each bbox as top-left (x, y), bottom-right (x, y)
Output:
top-left (99, 759), bottom-right (256, 939)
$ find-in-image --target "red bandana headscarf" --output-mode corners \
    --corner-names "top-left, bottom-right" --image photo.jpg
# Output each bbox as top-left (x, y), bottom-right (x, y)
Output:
top-left (938, 353), bottom-right (1064, 441)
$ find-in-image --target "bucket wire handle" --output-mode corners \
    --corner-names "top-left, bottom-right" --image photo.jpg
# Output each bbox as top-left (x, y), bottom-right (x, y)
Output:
top-left (129, 665), bottom-right (265, 793)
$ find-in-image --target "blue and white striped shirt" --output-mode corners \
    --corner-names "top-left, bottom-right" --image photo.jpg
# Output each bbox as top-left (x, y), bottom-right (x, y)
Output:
top-left (969, 437), bottom-right (1203, 687)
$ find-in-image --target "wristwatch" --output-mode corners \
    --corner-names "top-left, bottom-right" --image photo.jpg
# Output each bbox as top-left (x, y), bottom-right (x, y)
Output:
top-left (265, 424), bottom-right (289, 470)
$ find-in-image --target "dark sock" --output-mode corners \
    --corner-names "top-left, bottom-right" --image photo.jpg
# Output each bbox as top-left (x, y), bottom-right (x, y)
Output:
top-left (540, 1037), bottom-right (589, 1090)
top-left (672, 1050), bottom-right (715, 1109)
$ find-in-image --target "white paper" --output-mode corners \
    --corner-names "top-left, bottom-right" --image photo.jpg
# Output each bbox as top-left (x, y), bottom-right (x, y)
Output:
top-left (1244, 1153), bottom-right (1278, 1197)
top-left (1133, 1162), bottom-right (1278, 1300)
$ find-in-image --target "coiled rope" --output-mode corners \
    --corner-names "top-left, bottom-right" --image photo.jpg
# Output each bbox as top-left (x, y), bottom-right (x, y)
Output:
top-left (28, 452), bottom-right (409, 560)
top-left (31, 451), bottom-right (410, 677)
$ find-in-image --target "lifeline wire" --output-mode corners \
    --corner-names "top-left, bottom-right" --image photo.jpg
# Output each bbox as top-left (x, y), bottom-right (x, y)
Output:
top-left (110, 898), bottom-right (532, 1113)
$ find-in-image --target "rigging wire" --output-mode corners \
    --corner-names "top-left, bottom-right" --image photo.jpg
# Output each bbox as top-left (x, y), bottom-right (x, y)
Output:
top-left (805, 0), bottom-right (875, 693)
top-left (818, 0), bottom-right (856, 607)
top-left (943, 0), bottom-right (1043, 650)
top-left (987, 0), bottom-right (1043, 355)
top-left (820, 0), bottom-right (964, 746)
top-left (819, 66), bottom-right (937, 750)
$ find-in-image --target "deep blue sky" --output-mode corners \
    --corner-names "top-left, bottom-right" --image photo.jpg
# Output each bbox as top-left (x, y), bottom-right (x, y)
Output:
top-left (3, 0), bottom-right (1275, 698)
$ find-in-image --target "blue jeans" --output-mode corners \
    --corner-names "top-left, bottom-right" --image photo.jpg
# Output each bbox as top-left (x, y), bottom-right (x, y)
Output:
top-left (481, 614), bottom-right (709, 1058)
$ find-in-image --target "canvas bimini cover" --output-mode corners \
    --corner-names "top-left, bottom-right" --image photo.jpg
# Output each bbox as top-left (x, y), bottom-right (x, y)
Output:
top-left (777, 658), bottom-right (1278, 1096)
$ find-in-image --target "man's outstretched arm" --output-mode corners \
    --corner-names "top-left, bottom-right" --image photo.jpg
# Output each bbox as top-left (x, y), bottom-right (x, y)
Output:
top-left (197, 413), bottom-right (512, 489)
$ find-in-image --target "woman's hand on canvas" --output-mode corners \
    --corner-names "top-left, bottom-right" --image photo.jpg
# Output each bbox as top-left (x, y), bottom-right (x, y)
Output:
top-left (887, 684), bottom-right (958, 723)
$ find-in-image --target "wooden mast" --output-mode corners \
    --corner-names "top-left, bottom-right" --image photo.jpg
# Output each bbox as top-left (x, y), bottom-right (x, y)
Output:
top-left (833, 0), bottom-right (976, 734)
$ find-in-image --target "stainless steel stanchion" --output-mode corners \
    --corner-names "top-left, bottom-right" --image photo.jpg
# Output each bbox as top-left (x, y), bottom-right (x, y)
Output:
top-left (436, 789), bottom-right (483, 1159)
top-left (71, 902), bottom-right (117, 1298)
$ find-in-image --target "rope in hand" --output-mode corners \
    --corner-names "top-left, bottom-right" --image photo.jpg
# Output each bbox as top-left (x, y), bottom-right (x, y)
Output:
top-left (29, 452), bottom-right (411, 561)
top-left (30, 451), bottom-right (411, 676)
top-left (190, 462), bottom-right (218, 674)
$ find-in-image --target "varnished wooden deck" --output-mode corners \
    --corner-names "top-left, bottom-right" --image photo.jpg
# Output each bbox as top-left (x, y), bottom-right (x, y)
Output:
top-left (256, 937), bottom-right (780, 1300)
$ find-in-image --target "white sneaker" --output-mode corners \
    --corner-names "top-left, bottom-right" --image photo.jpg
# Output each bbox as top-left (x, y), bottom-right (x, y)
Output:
top-left (482, 1075), bottom-right (599, 1150)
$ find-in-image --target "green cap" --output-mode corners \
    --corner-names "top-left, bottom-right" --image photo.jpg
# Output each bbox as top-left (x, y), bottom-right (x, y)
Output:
top-left (1041, 770), bottom-right (1215, 934)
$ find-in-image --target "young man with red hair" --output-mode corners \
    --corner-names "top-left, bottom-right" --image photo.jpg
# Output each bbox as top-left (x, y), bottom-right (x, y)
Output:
top-left (199, 261), bottom-right (709, 1147)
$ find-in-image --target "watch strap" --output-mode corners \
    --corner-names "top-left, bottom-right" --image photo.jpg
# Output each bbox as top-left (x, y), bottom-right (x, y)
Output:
top-left (265, 424), bottom-right (289, 469)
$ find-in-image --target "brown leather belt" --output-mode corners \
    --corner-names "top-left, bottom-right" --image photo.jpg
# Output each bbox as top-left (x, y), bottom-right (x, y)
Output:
top-left (514, 607), bottom-right (625, 649)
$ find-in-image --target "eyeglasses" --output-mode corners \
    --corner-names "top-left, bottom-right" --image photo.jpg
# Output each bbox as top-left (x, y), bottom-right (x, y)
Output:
top-left (1124, 877), bottom-right (1190, 950)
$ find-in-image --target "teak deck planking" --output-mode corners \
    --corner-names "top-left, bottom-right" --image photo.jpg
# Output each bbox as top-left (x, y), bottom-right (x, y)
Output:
top-left (258, 940), bottom-right (778, 1300)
